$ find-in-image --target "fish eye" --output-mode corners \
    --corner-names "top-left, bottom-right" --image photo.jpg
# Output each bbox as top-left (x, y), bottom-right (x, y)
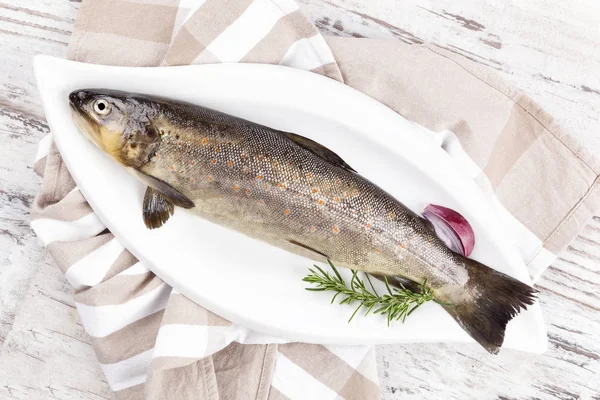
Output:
top-left (93, 99), bottom-right (111, 116)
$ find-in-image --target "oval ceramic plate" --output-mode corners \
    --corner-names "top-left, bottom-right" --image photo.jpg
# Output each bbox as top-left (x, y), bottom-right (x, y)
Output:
top-left (34, 55), bottom-right (547, 353)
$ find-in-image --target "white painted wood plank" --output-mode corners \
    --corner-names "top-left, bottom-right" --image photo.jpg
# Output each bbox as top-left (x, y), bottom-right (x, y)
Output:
top-left (300, 0), bottom-right (600, 153)
top-left (0, 252), bottom-right (113, 399)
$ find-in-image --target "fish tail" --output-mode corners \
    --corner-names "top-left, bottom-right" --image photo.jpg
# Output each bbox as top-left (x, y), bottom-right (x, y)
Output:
top-left (440, 257), bottom-right (537, 354)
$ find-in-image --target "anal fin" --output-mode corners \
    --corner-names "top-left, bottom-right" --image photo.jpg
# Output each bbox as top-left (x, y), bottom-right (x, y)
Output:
top-left (143, 187), bottom-right (175, 229)
top-left (369, 273), bottom-right (422, 294)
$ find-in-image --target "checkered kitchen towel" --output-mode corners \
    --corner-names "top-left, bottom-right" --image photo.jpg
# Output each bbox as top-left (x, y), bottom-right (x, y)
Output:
top-left (31, 0), bottom-right (600, 399)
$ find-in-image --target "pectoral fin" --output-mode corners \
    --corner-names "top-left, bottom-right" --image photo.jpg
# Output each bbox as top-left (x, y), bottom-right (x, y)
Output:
top-left (143, 187), bottom-right (175, 229)
top-left (134, 170), bottom-right (194, 209)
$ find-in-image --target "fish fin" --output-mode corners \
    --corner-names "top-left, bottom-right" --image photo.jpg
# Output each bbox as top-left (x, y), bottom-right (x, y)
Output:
top-left (133, 170), bottom-right (195, 209)
top-left (287, 240), bottom-right (329, 259)
top-left (419, 216), bottom-right (437, 236)
top-left (441, 257), bottom-right (537, 354)
top-left (280, 131), bottom-right (356, 172)
top-left (143, 187), bottom-right (175, 229)
top-left (369, 273), bottom-right (422, 294)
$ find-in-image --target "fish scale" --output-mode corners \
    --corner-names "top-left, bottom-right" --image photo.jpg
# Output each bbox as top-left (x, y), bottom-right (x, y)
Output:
top-left (142, 101), bottom-right (468, 289)
top-left (69, 89), bottom-right (538, 354)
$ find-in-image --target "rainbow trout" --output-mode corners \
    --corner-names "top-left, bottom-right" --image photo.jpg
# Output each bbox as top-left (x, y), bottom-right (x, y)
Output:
top-left (69, 89), bottom-right (536, 353)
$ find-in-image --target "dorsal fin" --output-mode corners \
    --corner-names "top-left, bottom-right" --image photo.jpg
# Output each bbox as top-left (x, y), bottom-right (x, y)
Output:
top-left (280, 131), bottom-right (356, 173)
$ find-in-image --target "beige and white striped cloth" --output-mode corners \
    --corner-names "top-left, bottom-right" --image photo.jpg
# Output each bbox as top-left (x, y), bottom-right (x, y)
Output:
top-left (31, 0), bottom-right (600, 399)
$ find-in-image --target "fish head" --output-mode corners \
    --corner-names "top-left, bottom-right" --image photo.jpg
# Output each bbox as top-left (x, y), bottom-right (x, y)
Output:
top-left (69, 89), bottom-right (160, 168)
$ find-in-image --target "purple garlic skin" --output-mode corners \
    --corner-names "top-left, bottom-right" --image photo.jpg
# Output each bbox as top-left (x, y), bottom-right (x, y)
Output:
top-left (423, 204), bottom-right (475, 257)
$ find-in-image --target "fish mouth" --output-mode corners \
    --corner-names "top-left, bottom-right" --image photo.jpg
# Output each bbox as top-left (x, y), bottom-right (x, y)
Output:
top-left (69, 91), bottom-right (127, 161)
top-left (69, 90), bottom-right (94, 117)
top-left (69, 99), bottom-right (100, 145)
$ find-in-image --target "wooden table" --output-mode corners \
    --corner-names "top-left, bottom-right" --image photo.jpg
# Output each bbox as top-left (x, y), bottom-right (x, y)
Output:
top-left (1, 1), bottom-right (599, 399)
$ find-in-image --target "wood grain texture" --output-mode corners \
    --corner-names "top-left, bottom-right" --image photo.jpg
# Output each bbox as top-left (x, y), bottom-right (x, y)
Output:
top-left (0, 0), bottom-right (598, 399)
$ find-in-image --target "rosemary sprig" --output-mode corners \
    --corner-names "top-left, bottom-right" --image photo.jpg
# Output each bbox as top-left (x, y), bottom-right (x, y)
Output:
top-left (303, 260), bottom-right (439, 325)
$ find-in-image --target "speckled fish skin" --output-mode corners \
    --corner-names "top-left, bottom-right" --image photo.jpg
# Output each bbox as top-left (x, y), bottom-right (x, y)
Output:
top-left (69, 89), bottom-right (537, 354)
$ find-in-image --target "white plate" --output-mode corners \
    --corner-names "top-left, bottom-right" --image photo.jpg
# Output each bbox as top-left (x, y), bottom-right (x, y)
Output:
top-left (34, 55), bottom-right (547, 353)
